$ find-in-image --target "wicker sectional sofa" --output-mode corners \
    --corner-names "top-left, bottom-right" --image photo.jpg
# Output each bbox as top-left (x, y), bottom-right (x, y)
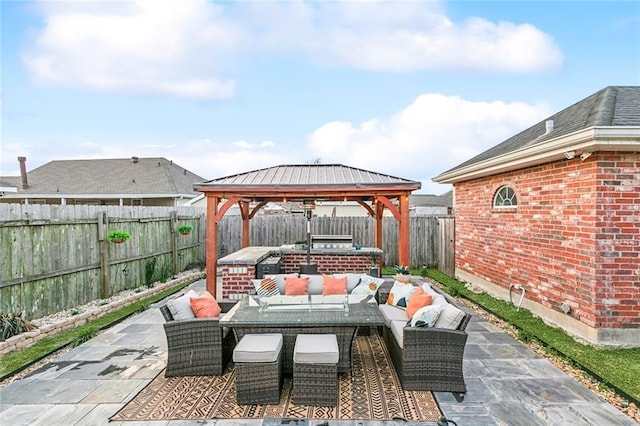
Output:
top-left (160, 302), bottom-right (237, 377)
top-left (377, 282), bottom-right (471, 401)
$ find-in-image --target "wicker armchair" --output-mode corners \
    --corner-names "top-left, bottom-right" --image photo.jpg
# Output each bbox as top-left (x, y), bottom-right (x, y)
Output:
top-left (383, 313), bottom-right (470, 401)
top-left (160, 304), bottom-right (236, 377)
top-left (379, 283), bottom-right (471, 401)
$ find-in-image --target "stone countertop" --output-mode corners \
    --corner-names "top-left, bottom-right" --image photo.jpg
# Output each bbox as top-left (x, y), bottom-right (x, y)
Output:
top-left (218, 246), bottom-right (383, 265)
top-left (218, 246), bottom-right (280, 265)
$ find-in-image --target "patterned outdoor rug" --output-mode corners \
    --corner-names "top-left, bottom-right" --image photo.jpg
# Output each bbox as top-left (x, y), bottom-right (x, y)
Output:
top-left (110, 333), bottom-right (442, 422)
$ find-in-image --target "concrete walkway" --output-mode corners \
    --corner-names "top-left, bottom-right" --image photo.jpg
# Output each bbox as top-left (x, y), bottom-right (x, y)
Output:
top-left (0, 279), bottom-right (634, 425)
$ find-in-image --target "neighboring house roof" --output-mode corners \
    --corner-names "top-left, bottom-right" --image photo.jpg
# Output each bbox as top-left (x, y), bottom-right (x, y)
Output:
top-left (1, 157), bottom-right (205, 199)
top-left (434, 86), bottom-right (640, 184)
top-left (410, 191), bottom-right (452, 207)
top-left (0, 179), bottom-right (17, 193)
top-left (198, 164), bottom-right (420, 190)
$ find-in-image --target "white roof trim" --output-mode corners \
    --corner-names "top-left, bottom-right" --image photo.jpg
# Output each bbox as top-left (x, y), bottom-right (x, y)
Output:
top-left (433, 127), bottom-right (640, 184)
top-left (183, 194), bottom-right (205, 205)
top-left (1, 193), bottom-right (198, 199)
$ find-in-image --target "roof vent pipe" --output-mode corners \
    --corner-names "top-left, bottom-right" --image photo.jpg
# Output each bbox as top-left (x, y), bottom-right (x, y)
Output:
top-left (17, 156), bottom-right (28, 190)
top-left (545, 120), bottom-right (554, 133)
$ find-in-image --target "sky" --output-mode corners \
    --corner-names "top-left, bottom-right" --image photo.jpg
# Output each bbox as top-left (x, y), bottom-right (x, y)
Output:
top-left (1, 0), bottom-right (639, 195)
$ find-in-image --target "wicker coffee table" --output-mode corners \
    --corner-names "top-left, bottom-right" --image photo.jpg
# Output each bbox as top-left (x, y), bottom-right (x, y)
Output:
top-left (221, 295), bottom-right (385, 375)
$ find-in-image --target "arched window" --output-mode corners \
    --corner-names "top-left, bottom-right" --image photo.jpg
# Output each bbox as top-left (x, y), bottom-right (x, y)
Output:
top-left (494, 186), bottom-right (517, 207)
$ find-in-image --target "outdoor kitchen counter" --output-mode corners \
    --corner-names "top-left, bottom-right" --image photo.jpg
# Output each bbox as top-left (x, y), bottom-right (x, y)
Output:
top-left (218, 246), bottom-right (280, 265)
top-left (218, 246), bottom-right (383, 266)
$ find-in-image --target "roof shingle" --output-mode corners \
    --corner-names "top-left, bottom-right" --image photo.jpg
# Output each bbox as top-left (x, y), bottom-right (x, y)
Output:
top-left (442, 86), bottom-right (640, 174)
top-left (1, 157), bottom-right (204, 196)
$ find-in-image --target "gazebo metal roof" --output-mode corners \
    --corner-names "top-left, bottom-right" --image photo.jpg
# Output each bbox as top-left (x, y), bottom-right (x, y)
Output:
top-left (194, 164), bottom-right (421, 295)
top-left (196, 164), bottom-right (419, 195)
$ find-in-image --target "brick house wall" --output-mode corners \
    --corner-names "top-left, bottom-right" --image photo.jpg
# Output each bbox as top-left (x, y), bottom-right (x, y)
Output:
top-left (454, 152), bottom-right (639, 345)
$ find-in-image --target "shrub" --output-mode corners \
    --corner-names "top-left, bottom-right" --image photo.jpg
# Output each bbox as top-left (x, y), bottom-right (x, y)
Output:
top-left (145, 257), bottom-right (157, 285)
top-left (160, 263), bottom-right (172, 282)
top-left (393, 265), bottom-right (410, 275)
top-left (0, 313), bottom-right (36, 341)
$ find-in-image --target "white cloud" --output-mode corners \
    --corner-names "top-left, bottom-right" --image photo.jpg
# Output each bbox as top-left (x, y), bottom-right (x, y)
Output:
top-left (307, 93), bottom-right (552, 193)
top-left (22, 0), bottom-right (563, 99)
top-left (23, 0), bottom-right (241, 99)
top-left (248, 1), bottom-right (563, 72)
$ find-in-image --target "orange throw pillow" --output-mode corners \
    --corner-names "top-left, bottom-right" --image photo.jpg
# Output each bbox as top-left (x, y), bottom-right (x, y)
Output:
top-left (406, 287), bottom-right (433, 318)
top-left (284, 276), bottom-right (309, 295)
top-left (322, 274), bottom-right (347, 295)
top-left (189, 291), bottom-right (222, 318)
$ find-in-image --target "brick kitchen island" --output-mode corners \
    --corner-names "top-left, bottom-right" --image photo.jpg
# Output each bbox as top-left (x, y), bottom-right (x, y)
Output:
top-left (217, 246), bottom-right (383, 300)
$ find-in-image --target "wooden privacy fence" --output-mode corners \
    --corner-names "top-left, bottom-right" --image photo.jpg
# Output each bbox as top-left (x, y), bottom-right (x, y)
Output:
top-left (0, 203), bottom-right (454, 320)
top-left (0, 204), bottom-right (205, 319)
top-left (217, 215), bottom-right (455, 274)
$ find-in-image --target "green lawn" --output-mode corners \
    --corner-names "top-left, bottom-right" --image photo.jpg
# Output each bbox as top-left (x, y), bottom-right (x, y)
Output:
top-left (417, 268), bottom-right (640, 404)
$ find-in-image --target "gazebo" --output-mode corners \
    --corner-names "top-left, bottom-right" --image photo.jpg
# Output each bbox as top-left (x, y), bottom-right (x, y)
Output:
top-left (194, 164), bottom-right (421, 296)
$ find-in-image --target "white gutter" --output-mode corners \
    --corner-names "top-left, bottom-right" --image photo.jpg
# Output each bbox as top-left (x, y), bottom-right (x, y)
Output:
top-left (433, 126), bottom-right (640, 184)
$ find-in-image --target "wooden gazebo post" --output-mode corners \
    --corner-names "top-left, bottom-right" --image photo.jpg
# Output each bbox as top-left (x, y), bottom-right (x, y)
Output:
top-left (398, 192), bottom-right (411, 267)
top-left (206, 195), bottom-right (219, 297)
top-left (375, 200), bottom-right (384, 267)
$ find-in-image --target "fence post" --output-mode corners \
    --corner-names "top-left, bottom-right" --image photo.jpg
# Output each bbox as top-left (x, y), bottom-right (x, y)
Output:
top-left (170, 211), bottom-right (178, 276)
top-left (98, 211), bottom-right (109, 299)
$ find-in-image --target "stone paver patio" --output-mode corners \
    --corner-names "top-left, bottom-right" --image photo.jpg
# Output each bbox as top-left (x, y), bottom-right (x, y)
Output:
top-left (0, 279), bottom-right (634, 425)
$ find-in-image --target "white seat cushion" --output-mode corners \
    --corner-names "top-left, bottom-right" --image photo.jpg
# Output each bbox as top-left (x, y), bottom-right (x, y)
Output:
top-left (389, 320), bottom-right (406, 349)
top-left (433, 301), bottom-right (466, 330)
top-left (301, 274), bottom-right (325, 294)
top-left (166, 289), bottom-right (198, 320)
top-left (293, 334), bottom-right (339, 364)
top-left (421, 283), bottom-right (441, 299)
top-left (233, 333), bottom-right (283, 363)
top-left (378, 303), bottom-right (410, 327)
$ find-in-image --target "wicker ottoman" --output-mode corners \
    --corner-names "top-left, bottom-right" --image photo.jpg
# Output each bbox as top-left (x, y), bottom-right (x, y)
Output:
top-left (233, 333), bottom-right (283, 405)
top-left (293, 334), bottom-right (339, 406)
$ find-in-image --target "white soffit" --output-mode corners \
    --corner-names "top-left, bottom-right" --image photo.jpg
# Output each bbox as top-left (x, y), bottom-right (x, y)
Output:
top-left (433, 127), bottom-right (640, 184)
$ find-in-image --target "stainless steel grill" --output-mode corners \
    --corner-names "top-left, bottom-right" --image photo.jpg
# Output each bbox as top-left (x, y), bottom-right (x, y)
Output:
top-left (311, 235), bottom-right (353, 249)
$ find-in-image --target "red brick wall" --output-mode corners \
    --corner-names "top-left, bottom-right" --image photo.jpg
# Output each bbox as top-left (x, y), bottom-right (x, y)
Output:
top-left (220, 265), bottom-right (256, 300)
top-left (281, 253), bottom-right (372, 274)
top-left (455, 152), bottom-right (639, 330)
top-left (594, 153), bottom-right (640, 329)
